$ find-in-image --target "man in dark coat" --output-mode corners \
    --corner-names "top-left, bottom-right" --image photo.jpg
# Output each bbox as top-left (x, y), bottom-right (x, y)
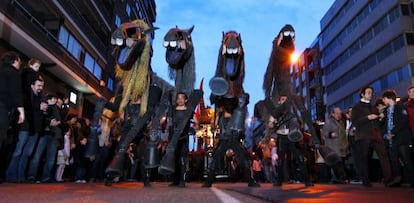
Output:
top-left (0, 51), bottom-right (24, 150)
top-left (351, 86), bottom-right (398, 187)
top-left (381, 89), bottom-right (414, 187)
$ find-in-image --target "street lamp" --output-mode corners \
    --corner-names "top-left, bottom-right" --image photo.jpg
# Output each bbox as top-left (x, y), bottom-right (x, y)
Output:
top-left (290, 52), bottom-right (299, 64)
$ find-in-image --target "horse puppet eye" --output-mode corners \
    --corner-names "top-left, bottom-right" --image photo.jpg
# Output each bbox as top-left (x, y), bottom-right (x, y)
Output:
top-left (115, 38), bottom-right (124, 46)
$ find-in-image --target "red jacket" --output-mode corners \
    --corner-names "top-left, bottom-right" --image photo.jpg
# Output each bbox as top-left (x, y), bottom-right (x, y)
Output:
top-left (407, 99), bottom-right (414, 139)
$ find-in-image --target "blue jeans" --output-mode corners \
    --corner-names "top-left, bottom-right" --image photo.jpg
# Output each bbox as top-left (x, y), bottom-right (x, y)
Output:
top-left (27, 134), bottom-right (58, 181)
top-left (6, 131), bottom-right (39, 181)
top-left (262, 158), bottom-right (272, 182)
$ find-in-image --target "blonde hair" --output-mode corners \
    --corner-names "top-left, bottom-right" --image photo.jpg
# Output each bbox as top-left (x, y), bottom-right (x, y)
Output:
top-left (115, 19), bottom-right (151, 116)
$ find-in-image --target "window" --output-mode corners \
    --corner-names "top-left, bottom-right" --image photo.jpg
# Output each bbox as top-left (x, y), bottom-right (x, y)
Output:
top-left (67, 36), bottom-right (81, 60)
top-left (401, 4), bottom-right (411, 16)
top-left (58, 26), bottom-right (69, 46)
top-left (107, 77), bottom-right (114, 91)
top-left (386, 71), bottom-right (398, 87)
top-left (397, 65), bottom-right (410, 81)
top-left (371, 80), bottom-right (381, 94)
top-left (93, 64), bottom-right (102, 79)
top-left (84, 52), bottom-right (95, 73)
top-left (59, 26), bottom-right (81, 60)
top-left (115, 15), bottom-right (121, 27)
top-left (84, 52), bottom-right (102, 79)
top-left (70, 92), bottom-right (77, 104)
top-left (388, 7), bottom-right (401, 23)
top-left (126, 4), bottom-right (131, 16)
top-left (405, 33), bottom-right (414, 45)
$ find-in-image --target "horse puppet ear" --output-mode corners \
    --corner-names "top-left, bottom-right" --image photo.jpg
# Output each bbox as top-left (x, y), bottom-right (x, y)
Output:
top-left (276, 32), bottom-right (283, 46)
top-left (186, 25), bottom-right (195, 35)
top-left (142, 27), bottom-right (159, 35)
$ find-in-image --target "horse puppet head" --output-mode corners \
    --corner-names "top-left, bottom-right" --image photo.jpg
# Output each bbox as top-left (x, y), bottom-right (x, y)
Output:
top-left (163, 26), bottom-right (195, 93)
top-left (110, 19), bottom-right (158, 115)
top-left (211, 30), bottom-right (245, 100)
top-left (163, 26), bottom-right (194, 69)
top-left (111, 19), bottom-right (158, 71)
top-left (219, 31), bottom-right (244, 80)
top-left (263, 24), bottom-right (296, 100)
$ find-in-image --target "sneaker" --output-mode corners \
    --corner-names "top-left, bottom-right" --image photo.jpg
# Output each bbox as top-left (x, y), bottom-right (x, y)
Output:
top-left (6, 179), bottom-right (19, 183)
top-left (248, 181), bottom-right (260, 187)
top-left (385, 176), bottom-right (401, 187)
top-left (273, 181), bottom-right (282, 187)
top-left (144, 181), bottom-right (151, 187)
top-left (305, 182), bottom-right (314, 187)
top-left (41, 178), bottom-right (52, 183)
top-left (362, 181), bottom-right (372, 188)
top-left (177, 182), bottom-right (186, 188)
top-left (202, 182), bottom-right (212, 188)
top-left (75, 180), bottom-right (82, 183)
top-left (350, 179), bottom-right (362, 184)
top-left (81, 180), bottom-right (87, 183)
top-left (168, 182), bottom-right (179, 187)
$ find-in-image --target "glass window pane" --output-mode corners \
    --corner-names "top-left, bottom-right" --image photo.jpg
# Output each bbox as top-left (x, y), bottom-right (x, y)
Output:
top-left (84, 52), bottom-right (95, 73)
top-left (58, 26), bottom-right (69, 47)
top-left (93, 64), bottom-right (102, 79)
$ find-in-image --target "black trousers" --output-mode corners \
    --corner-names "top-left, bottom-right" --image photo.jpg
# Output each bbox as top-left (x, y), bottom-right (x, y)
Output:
top-left (387, 143), bottom-right (414, 184)
top-left (0, 106), bottom-right (9, 149)
top-left (276, 136), bottom-right (311, 184)
top-left (205, 137), bottom-right (255, 185)
top-left (170, 137), bottom-right (189, 184)
top-left (356, 139), bottom-right (392, 183)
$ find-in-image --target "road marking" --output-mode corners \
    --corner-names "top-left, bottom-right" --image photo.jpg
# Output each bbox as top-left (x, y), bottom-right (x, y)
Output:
top-left (211, 187), bottom-right (242, 203)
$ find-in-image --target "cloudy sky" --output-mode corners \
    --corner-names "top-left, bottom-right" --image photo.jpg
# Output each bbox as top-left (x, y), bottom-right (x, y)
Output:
top-left (151, 0), bottom-right (335, 116)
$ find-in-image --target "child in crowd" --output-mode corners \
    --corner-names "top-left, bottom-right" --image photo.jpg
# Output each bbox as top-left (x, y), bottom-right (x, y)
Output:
top-left (55, 124), bottom-right (71, 182)
top-left (75, 136), bottom-right (89, 183)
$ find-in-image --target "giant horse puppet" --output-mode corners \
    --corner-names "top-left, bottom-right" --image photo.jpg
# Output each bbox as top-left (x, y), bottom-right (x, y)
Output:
top-left (203, 31), bottom-right (259, 188)
top-left (163, 25), bottom-right (196, 94)
top-left (262, 24), bottom-right (340, 167)
top-left (85, 19), bottom-right (173, 186)
top-left (158, 26), bottom-right (202, 176)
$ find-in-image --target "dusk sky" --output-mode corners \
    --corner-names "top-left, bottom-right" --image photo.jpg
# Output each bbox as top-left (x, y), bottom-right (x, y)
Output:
top-left (151, 0), bottom-right (335, 116)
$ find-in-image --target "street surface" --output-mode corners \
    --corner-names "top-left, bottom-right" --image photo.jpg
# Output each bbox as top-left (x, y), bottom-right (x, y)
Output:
top-left (0, 181), bottom-right (413, 202)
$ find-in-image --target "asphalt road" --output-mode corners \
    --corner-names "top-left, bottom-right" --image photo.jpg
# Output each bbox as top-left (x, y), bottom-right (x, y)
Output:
top-left (0, 181), bottom-right (413, 203)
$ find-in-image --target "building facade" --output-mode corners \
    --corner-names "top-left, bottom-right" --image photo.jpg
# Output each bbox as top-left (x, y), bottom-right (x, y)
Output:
top-left (291, 39), bottom-right (326, 122)
top-left (320, 0), bottom-right (414, 111)
top-left (0, 0), bottom-right (156, 118)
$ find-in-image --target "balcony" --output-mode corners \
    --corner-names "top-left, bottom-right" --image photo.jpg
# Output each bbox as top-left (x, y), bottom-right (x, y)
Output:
top-left (307, 60), bottom-right (320, 72)
top-left (55, 0), bottom-right (108, 56)
top-left (0, 0), bottom-right (106, 97)
top-left (309, 78), bottom-right (321, 88)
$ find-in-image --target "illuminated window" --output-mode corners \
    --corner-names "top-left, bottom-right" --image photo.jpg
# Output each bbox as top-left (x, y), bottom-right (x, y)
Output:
top-left (70, 92), bottom-right (77, 104)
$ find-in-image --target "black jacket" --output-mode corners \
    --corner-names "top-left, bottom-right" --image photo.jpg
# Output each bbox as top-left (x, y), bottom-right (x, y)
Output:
top-left (352, 101), bottom-right (382, 141)
top-left (0, 64), bottom-right (23, 110)
top-left (382, 103), bottom-right (413, 145)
